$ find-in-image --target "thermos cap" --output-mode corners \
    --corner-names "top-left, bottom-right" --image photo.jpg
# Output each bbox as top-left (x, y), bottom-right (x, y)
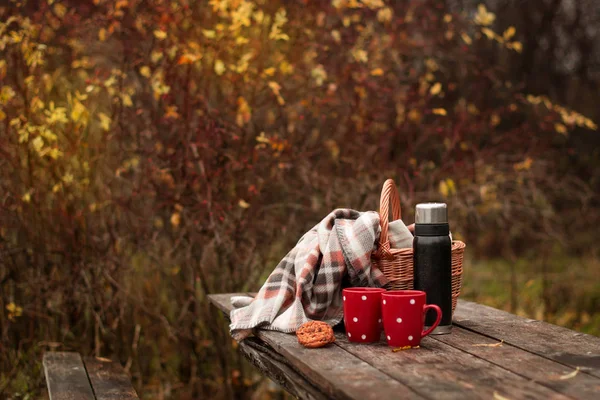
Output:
top-left (415, 203), bottom-right (448, 224)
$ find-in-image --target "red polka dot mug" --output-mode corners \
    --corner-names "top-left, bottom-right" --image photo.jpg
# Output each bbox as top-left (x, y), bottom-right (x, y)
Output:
top-left (381, 290), bottom-right (442, 348)
top-left (342, 287), bottom-right (386, 343)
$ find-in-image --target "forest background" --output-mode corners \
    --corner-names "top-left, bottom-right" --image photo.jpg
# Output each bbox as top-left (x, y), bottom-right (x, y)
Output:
top-left (1, 0), bottom-right (599, 398)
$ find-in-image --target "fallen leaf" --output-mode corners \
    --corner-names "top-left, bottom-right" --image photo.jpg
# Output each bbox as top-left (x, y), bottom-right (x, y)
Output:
top-left (559, 367), bottom-right (580, 380)
top-left (493, 391), bottom-right (510, 400)
top-left (473, 340), bottom-right (504, 347)
top-left (238, 199), bottom-right (250, 209)
top-left (432, 108), bottom-right (447, 116)
top-left (392, 345), bottom-right (418, 352)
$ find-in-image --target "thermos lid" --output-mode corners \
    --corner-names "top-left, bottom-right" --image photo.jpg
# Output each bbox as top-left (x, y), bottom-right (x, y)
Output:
top-left (415, 203), bottom-right (448, 224)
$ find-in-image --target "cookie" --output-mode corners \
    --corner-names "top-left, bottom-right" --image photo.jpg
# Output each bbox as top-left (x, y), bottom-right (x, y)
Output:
top-left (296, 321), bottom-right (335, 348)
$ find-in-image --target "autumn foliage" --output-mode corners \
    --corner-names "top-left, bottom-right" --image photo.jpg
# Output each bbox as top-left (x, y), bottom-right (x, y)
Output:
top-left (0, 0), bottom-right (597, 398)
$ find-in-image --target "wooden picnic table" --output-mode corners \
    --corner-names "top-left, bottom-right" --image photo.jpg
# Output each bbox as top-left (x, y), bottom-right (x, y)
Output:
top-left (43, 352), bottom-right (139, 400)
top-left (209, 293), bottom-right (600, 400)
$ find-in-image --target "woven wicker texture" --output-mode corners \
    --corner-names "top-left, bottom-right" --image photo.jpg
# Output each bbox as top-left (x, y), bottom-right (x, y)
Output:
top-left (371, 179), bottom-right (466, 313)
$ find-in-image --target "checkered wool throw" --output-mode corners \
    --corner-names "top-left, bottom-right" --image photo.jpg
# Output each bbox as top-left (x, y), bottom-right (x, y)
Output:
top-left (230, 209), bottom-right (388, 341)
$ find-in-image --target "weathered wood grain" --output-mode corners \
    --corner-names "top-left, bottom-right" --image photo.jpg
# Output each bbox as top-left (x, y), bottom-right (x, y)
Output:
top-left (84, 357), bottom-right (139, 400)
top-left (208, 293), bottom-right (425, 400)
top-left (239, 337), bottom-right (328, 400)
top-left (433, 326), bottom-right (600, 399)
top-left (335, 331), bottom-right (570, 400)
top-left (43, 352), bottom-right (95, 400)
top-left (454, 300), bottom-right (600, 378)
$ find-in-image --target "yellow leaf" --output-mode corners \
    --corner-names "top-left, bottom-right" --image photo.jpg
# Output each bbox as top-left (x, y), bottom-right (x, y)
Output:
top-left (490, 113), bottom-right (501, 127)
top-left (264, 67), bottom-right (276, 76)
top-left (472, 340), bottom-right (503, 347)
top-left (474, 4), bottom-right (496, 26)
top-left (122, 93), bottom-right (133, 107)
top-left (63, 173), bottom-right (74, 184)
top-left (352, 49), bottom-right (368, 63)
top-left (408, 109), bottom-right (421, 122)
top-left (236, 97), bottom-right (251, 126)
top-left (170, 212), bottom-right (181, 227)
top-left (98, 28), bottom-right (107, 41)
top-left (559, 367), bottom-right (580, 380)
top-left (164, 106), bottom-right (180, 119)
top-left (279, 61), bottom-right (293, 75)
top-left (377, 7), bottom-right (393, 23)
top-left (0, 109), bottom-right (6, 121)
top-left (439, 181), bottom-right (448, 197)
top-left (430, 82), bottom-right (442, 96)
top-left (513, 157), bottom-right (533, 171)
top-left (98, 112), bottom-right (111, 131)
top-left (331, 30), bottom-right (341, 43)
top-left (202, 29), bottom-right (216, 38)
top-left (370, 68), bottom-right (384, 76)
top-left (555, 123), bottom-right (567, 135)
top-left (503, 26), bottom-right (516, 40)
top-left (481, 27), bottom-right (496, 40)
top-left (214, 60), bottom-right (226, 75)
top-left (443, 14), bottom-right (452, 23)
top-left (54, 3), bottom-right (67, 18)
top-left (432, 108), bottom-right (447, 116)
top-left (511, 41), bottom-right (523, 53)
top-left (238, 199), bottom-right (250, 209)
top-left (140, 66), bottom-right (151, 77)
top-left (324, 139), bottom-right (340, 160)
top-left (461, 32), bottom-right (472, 45)
top-left (32, 136), bottom-right (44, 152)
top-left (22, 191), bottom-right (31, 203)
top-left (493, 391), bottom-right (510, 400)
top-left (153, 30), bottom-right (167, 40)
top-left (151, 51), bottom-right (163, 64)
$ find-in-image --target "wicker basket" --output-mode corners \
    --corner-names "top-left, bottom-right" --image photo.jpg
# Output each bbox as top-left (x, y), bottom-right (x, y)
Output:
top-left (371, 179), bottom-right (466, 313)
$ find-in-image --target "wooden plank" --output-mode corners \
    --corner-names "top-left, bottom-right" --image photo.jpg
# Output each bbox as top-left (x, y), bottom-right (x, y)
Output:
top-left (238, 337), bottom-right (328, 400)
top-left (83, 357), bottom-right (139, 400)
top-left (454, 300), bottom-right (600, 378)
top-left (43, 352), bottom-right (95, 400)
top-left (433, 326), bottom-right (600, 399)
top-left (208, 293), bottom-right (425, 400)
top-left (334, 331), bottom-right (571, 400)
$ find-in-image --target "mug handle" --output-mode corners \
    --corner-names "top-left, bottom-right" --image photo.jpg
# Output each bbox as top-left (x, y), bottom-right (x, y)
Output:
top-left (421, 304), bottom-right (442, 338)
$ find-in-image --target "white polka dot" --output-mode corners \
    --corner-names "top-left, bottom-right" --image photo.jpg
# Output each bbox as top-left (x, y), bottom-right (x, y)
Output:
top-left (353, 317), bottom-right (358, 322)
top-left (361, 334), bottom-right (366, 340)
top-left (383, 300), bottom-right (386, 305)
top-left (361, 295), bottom-right (367, 300)
top-left (348, 332), bottom-right (351, 338)
top-left (410, 299), bottom-right (415, 305)
top-left (387, 335), bottom-right (391, 340)
top-left (343, 296), bottom-right (346, 301)
top-left (378, 319), bottom-right (381, 323)
top-left (408, 335), bottom-right (413, 341)
top-left (396, 318), bottom-right (402, 323)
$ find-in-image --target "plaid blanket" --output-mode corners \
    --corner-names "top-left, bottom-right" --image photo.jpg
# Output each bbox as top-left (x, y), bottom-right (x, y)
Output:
top-left (230, 209), bottom-right (388, 340)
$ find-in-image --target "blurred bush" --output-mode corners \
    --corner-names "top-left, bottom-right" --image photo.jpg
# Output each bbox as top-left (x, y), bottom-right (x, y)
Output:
top-left (0, 0), bottom-right (598, 398)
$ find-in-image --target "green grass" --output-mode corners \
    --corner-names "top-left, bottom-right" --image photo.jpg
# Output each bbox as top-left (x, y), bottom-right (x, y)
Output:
top-left (461, 255), bottom-right (600, 336)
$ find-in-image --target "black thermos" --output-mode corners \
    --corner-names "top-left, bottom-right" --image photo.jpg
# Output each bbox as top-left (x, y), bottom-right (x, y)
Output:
top-left (413, 203), bottom-right (452, 334)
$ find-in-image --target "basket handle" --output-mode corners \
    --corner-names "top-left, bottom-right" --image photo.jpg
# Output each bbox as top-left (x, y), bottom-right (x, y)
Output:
top-left (378, 179), bottom-right (402, 259)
